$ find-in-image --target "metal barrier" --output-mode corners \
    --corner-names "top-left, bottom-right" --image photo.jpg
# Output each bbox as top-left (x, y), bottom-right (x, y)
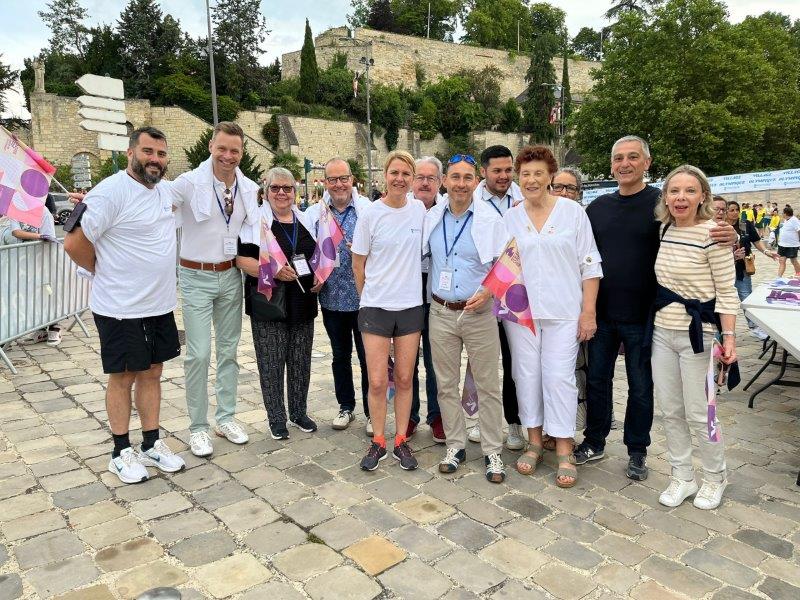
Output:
top-left (0, 239), bottom-right (91, 374)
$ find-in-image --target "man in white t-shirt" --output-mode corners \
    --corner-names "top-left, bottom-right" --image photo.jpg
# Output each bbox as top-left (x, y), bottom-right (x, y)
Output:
top-left (777, 206), bottom-right (800, 277)
top-left (170, 121), bottom-right (260, 457)
top-left (64, 127), bottom-right (185, 485)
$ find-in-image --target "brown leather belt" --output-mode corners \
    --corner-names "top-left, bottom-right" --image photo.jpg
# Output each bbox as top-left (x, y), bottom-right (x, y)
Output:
top-left (432, 294), bottom-right (468, 311)
top-left (179, 258), bottom-right (236, 272)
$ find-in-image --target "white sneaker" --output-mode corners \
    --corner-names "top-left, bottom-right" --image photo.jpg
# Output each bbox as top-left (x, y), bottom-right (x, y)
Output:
top-left (332, 409), bottom-right (355, 430)
top-left (189, 431), bottom-right (214, 457)
top-left (693, 479), bottom-right (727, 510)
top-left (467, 424), bottom-right (481, 443)
top-left (658, 476), bottom-right (699, 507)
top-left (46, 329), bottom-right (62, 347)
top-left (214, 421), bottom-right (249, 444)
top-left (108, 447), bottom-right (149, 484)
top-left (25, 330), bottom-right (48, 344)
top-left (505, 424), bottom-right (526, 451)
top-left (137, 439), bottom-right (186, 473)
top-left (365, 418), bottom-right (374, 437)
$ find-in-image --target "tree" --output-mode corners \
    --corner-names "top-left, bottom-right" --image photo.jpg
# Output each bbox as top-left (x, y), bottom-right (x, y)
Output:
top-left (82, 26), bottom-right (123, 79)
top-left (348, 158), bottom-right (367, 184)
top-left (0, 56), bottom-right (18, 115)
top-left (498, 98), bottom-right (522, 133)
top-left (370, 84), bottom-right (408, 149)
top-left (571, 27), bottom-right (602, 61)
top-left (367, 0), bottom-right (395, 31)
top-left (348, 1), bottom-right (459, 40)
top-left (270, 151), bottom-right (302, 180)
top-left (605, 0), bottom-right (662, 21)
top-left (186, 129), bottom-right (264, 181)
top-left (38, 0), bottom-right (89, 58)
top-left (461, 0), bottom-right (532, 52)
top-left (97, 154), bottom-right (129, 183)
top-left (298, 19), bottom-right (319, 104)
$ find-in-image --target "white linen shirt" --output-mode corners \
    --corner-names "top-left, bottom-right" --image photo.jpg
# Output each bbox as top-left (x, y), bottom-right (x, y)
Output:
top-left (504, 197), bottom-right (603, 321)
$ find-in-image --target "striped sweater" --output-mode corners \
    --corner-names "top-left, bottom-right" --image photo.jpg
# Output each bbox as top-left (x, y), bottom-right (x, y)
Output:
top-left (654, 220), bottom-right (738, 332)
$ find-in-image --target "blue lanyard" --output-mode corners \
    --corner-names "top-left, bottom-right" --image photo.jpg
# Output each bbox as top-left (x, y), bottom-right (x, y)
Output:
top-left (213, 179), bottom-right (238, 227)
top-left (331, 204), bottom-right (354, 243)
top-left (274, 212), bottom-right (298, 253)
top-left (487, 195), bottom-right (510, 216)
top-left (443, 211), bottom-right (473, 259)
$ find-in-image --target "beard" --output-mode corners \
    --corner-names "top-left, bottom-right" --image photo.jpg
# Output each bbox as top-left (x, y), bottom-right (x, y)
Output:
top-left (131, 154), bottom-right (167, 185)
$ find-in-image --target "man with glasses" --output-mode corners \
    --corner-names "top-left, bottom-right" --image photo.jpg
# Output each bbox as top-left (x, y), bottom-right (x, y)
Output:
top-left (424, 154), bottom-right (508, 482)
top-left (170, 121), bottom-right (260, 457)
top-left (303, 158), bottom-right (373, 432)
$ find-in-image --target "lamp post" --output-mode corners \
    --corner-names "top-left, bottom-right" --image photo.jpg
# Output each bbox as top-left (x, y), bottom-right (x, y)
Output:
top-left (359, 56), bottom-right (375, 195)
top-left (205, 0), bottom-right (219, 125)
top-left (541, 83), bottom-right (564, 164)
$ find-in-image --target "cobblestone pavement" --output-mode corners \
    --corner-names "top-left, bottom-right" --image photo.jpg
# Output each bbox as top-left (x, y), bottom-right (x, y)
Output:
top-left (0, 257), bottom-right (798, 599)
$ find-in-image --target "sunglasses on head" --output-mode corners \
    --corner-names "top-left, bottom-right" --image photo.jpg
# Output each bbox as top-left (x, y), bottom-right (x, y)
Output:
top-left (448, 154), bottom-right (476, 166)
top-left (223, 187), bottom-right (234, 216)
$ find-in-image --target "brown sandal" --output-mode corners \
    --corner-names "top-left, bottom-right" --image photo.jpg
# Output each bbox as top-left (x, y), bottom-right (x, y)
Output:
top-left (556, 453), bottom-right (577, 488)
top-left (515, 444), bottom-right (543, 475)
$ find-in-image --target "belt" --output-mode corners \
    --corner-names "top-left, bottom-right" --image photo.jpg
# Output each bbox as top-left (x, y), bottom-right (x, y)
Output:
top-left (432, 294), bottom-right (468, 311)
top-left (179, 258), bottom-right (236, 272)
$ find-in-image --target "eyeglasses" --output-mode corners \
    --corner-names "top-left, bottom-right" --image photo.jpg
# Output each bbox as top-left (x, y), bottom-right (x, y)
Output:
top-left (325, 175), bottom-right (352, 184)
top-left (551, 183), bottom-right (579, 193)
top-left (268, 185), bottom-right (294, 194)
top-left (414, 175), bottom-right (440, 183)
top-left (223, 188), bottom-right (234, 216)
top-left (448, 154), bottom-right (476, 166)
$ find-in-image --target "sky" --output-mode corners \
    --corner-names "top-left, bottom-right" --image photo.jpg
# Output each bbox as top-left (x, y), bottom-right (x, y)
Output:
top-left (3, 0), bottom-right (800, 118)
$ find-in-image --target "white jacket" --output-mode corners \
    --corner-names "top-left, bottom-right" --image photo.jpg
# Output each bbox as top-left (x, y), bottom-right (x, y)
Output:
top-left (239, 203), bottom-right (313, 245)
top-left (301, 188), bottom-right (371, 236)
top-left (423, 196), bottom-right (508, 265)
top-left (472, 179), bottom-right (524, 207)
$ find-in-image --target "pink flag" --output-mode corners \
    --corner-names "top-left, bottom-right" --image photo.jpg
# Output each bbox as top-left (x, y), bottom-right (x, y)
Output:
top-left (705, 340), bottom-right (724, 443)
top-left (461, 361), bottom-right (479, 416)
top-left (482, 238), bottom-right (536, 335)
top-left (258, 216), bottom-right (289, 300)
top-left (0, 126), bottom-right (55, 228)
top-left (309, 200), bottom-right (344, 284)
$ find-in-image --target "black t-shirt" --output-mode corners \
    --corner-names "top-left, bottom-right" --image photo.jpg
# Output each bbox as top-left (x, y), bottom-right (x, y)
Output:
top-left (585, 185), bottom-right (661, 324)
top-left (734, 221), bottom-right (760, 281)
top-left (238, 219), bottom-right (318, 325)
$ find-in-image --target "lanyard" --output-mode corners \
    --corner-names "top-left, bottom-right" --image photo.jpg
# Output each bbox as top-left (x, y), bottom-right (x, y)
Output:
top-left (331, 204), bottom-right (354, 243)
top-left (443, 211), bottom-right (473, 259)
top-left (213, 179), bottom-right (238, 227)
top-left (275, 211), bottom-right (298, 253)
top-left (486, 195), bottom-right (510, 217)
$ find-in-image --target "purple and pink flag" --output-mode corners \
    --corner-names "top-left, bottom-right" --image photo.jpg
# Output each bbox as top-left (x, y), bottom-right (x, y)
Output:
top-left (0, 125), bottom-right (56, 228)
top-left (705, 341), bottom-right (724, 443)
top-left (258, 216), bottom-right (289, 299)
top-left (309, 200), bottom-right (344, 284)
top-left (482, 238), bottom-right (536, 335)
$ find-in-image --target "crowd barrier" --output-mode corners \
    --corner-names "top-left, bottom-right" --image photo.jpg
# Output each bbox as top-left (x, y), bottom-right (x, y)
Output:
top-left (0, 239), bottom-right (91, 374)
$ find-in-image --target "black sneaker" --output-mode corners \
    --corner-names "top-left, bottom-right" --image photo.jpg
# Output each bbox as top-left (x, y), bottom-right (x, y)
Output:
top-left (392, 442), bottom-right (418, 470)
top-left (626, 454), bottom-right (648, 481)
top-left (360, 442), bottom-right (387, 471)
top-left (270, 425), bottom-right (290, 440)
top-left (573, 443), bottom-right (605, 465)
top-left (288, 415), bottom-right (318, 433)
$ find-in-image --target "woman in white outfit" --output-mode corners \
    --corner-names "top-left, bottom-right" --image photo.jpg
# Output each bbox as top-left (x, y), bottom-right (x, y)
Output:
top-left (502, 145), bottom-right (602, 488)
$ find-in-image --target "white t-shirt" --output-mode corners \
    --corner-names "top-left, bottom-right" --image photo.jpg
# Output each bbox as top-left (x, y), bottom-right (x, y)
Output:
top-left (9, 211), bottom-right (56, 239)
top-left (351, 198), bottom-right (425, 310)
top-left (81, 171), bottom-right (177, 318)
top-left (779, 215), bottom-right (800, 248)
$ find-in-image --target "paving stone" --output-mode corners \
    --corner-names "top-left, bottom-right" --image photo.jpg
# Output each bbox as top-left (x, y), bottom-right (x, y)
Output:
top-left (30, 456), bottom-right (81, 478)
top-left (0, 544), bottom-right (7, 567)
top-left (455, 472), bottom-right (508, 499)
top-left (194, 553), bottom-right (272, 598)
top-left (490, 580), bottom-right (547, 600)
top-left (422, 477), bottom-right (474, 505)
top-left (169, 529), bottom-right (237, 566)
top-left (53, 584), bottom-right (115, 600)
top-left (536, 486), bottom-right (595, 518)
top-left (305, 565), bottom-right (382, 600)
top-left (593, 534), bottom-right (651, 566)
top-left (283, 496), bottom-right (335, 527)
top-left (638, 510), bottom-right (710, 543)
top-left (545, 513), bottom-right (604, 543)
top-left (172, 463), bottom-right (230, 491)
top-left (442, 589), bottom-right (481, 600)
top-left (214, 497), bottom-right (279, 532)
top-left (710, 587), bottom-right (764, 600)
top-left (497, 519), bottom-right (557, 549)
top-left (26, 554), bottom-right (100, 598)
top-left (543, 539), bottom-right (603, 570)
top-left (241, 581), bottom-right (306, 600)
top-left (0, 476), bottom-right (38, 503)
top-left (130, 490), bottom-right (192, 520)
top-left (640, 555), bottom-right (721, 597)
top-left (389, 523), bottom-right (451, 560)
top-left (673, 502), bottom-right (739, 535)
top-left (595, 563), bottom-right (641, 595)
top-left (395, 493), bottom-right (456, 524)
top-left (245, 520), bottom-right (307, 556)
top-left (438, 516), bottom-right (498, 550)
top-left (0, 573), bottom-right (23, 600)
top-left (638, 530), bottom-right (692, 558)
top-left (758, 577), bottom-right (800, 600)
top-left (52, 482), bottom-right (112, 510)
top-left (311, 514), bottom-right (372, 550)
top-left (719, 502), bottom-right (796, 536)
top-left (265, 448), bottom-right (305, 470)
top-left (149, 509), bottom-right (218, 544)
top-left (233, 465), bottom-right (284, 489)
top-left (478, 538), bottom-right (548, 578)
top-left (2, 509), bottom-right (66, 541)
top-left (629, 580), bottom-right (685, 600)
top-left (593, 507), bottom-right (644, 537)
top-left (273, 543), bottom-right (343, 581)
top-left (68, 501), bottom-right (127, 530)
top-left (114, 560), bottom-right (188, 599)
top-left (14, 529), bottom-right (85, 569)
top-left (760, 557), bottom-right (800, 588)
top-left (733, 528), bottom-right (795, 559)
top-left (704, 536), bottom-right (767, 568)
top-left (364, 476), bottom-right (420, 503)
top-left (531, 563), bottom-right (597, 600)
top-left (193, 479), bottom-right (254, 510)
top-left (683, 547), bottom-right (760, 588)
top-left (95, 537), bottom-right (164, 572)
top-left (349, 500), bottom-right (410, 531)
top-left (315, 480), bottom-right (371, 508)
top-left (254, 480), bottom-right (311, 507)
top-left (496, 493), bottom-right (552, 522)
top-left (212, 450), bottom-right (262, 473)
top-left (113, 477), bottom-right (171, 502)
top-left (285, 462), bottom-right (335, 486)
top-left (436, 550), bottom-right (506, 594)
top-left (79, 515), bottom-right (145, 548)
top-left (0, 491), bottom-right (51, 520)
top-left (379, 557), bottom-right (452, 599)
top-left (457, 496), bottom-right (514, 526)
top-left (343, 534), bottom-right (406, 575)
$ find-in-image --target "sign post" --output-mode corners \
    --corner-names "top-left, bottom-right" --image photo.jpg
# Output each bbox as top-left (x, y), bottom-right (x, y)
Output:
top-left (75, 74), bottom-right (128, 174)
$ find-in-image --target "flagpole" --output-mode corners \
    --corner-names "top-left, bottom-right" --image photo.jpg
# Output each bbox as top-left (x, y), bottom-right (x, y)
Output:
top-left (457, 289), bottom-right (480, 323)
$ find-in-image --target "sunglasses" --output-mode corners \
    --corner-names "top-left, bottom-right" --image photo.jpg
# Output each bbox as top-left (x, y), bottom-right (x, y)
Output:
top-left (223, 188), bottom-right (234, 217)
top-left (268, 185), bottom-right (294, 194)
top-left (551, 183), bottom-right (579, 193)
top-left (448, 154), bottom-right (476, 166)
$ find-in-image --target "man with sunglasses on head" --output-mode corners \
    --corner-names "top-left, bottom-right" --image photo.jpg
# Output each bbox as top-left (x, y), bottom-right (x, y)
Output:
top-left (302, 158), bottom-right (372, 432)
top-left (170, 121), bottom-right (260, 457)
top-left (425, 154), bottom-right (509, 482)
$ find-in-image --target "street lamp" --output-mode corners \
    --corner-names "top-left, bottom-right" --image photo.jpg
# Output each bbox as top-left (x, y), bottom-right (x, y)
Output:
top-left (205, 0), bottom-right (219, 125)
top-left (359, 56), bottom-right (375, 195)
top-left (541, 83), bottom-right (565, 163)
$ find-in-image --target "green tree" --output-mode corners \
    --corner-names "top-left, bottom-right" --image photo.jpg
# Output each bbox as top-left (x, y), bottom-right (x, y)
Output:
top-left (38, 0), bottom-right (89, 58)
top-left (97, 154), bottom-right (128, 183)
top-left (412, 96), bottom-right (438, 139)
top-left (424, 75), bottom-right (484, 138)
top-left (605, 0), bottom-right (662, 20)
top-left (348, 158), bottom-right (367, 184)
top-left (498, 98), bottom-right (522, 133)
top-left (367, 0), bottom-right (395, 31)
top-left (298, 19), bottom-right (319, 104)
top-left (82, 26), bottom-right (123, 79)
top-left (349, 1), bottom-right (459, 40)
top-left (185, 128), bottom-right (264, 181)
top-left (155, 73), bottom-right (239, 122)
top-left (270, 151), bottom-right (302, 180)
top-left (370, 84), bottom-right (408, 149)
top-left (0, 56), bottom-right (18, 114)
top-left (571, 27), bottom-right (602, 60)
top-left (461, 0), bottom-right (532, 52)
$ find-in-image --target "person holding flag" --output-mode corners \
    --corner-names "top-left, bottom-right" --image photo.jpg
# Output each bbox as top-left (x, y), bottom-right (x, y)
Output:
top-left (236, 167), bottom-right (320, 441)
top-left (303, 157), bottom-right (373, 432)
top-left (501, 145), bottom-right (602, 488)
top-left (424, 154), bottom-right (508, 483)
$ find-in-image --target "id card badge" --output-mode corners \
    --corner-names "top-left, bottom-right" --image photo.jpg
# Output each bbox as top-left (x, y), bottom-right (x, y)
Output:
top-left (334, 251), bottom-right (341, 268)
top-left (223, 236), bottom-right (237, 256)
top-left (292, 254), bottom-right (312, 277)
top-left (438, 269), bottom-right (453, 292)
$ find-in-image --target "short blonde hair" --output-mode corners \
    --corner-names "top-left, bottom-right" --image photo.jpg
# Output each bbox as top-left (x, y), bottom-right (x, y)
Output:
top-left (655, 164), bottom-right (715, 225)
top-left (383, 150), bottom-right (416, 175)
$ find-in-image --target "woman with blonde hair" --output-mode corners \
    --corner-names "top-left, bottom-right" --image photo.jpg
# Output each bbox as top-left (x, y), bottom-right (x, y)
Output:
top-left (650, 165), bottom-right (738, 510)
top-left (352, 150), bottom-right (426, 471)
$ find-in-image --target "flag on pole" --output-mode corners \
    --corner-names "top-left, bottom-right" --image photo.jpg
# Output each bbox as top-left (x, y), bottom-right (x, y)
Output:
top-left (461, 361), bottom-right (479, 416)
top-left (481, 238), bottom-right (536, 335)
top-left (705, 340), bottom-right (724, 443)
top-left (309, 200), bottom-right (344, 285)
top-left (258, 216), bottom-right (289, 299)
top-left (0, 125), bottom-right (56, 228)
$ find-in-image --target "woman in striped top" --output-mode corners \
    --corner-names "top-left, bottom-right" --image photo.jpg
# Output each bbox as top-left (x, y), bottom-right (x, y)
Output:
top-left (651, 165), bottom-right (739, 511)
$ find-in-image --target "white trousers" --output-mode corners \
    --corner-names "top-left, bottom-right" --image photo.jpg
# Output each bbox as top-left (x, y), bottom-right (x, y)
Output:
top-left (504, 319), bottom-right (579, 439)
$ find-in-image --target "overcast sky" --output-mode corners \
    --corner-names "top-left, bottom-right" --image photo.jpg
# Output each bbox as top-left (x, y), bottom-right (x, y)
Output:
top-left (3, 0), bottom-right (800, 118)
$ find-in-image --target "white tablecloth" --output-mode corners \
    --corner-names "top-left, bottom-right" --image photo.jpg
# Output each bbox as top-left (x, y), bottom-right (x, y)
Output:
top-left (742, 285), bottom-right (800, 359)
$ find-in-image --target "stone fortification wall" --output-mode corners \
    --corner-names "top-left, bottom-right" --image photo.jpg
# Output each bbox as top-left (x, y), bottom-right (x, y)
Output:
top-left (282, 27), bottom-right (599, 101)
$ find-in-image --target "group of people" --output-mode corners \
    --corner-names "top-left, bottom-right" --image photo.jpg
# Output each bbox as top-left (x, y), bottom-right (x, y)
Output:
top-left (64, 122), bottom-right (751, 511)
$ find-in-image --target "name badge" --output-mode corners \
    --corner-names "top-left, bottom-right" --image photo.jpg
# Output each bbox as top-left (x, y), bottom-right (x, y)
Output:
top-left (334, 251), bottom-right (341, 268)
top-left (223, 236), bottom-right (237, 256)
top-left (292, 254), bottom-right (311, 277)
top-left (438, 269), bottom-right (453, 292)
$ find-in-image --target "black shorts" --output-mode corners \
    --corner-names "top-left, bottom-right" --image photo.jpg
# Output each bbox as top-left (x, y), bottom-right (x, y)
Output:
top-left (778, 246), bottom-right (798, 259)
top-left (94, 311), bottom-right (181, 374)
top-left (358, 306), bottom-right (424, 338)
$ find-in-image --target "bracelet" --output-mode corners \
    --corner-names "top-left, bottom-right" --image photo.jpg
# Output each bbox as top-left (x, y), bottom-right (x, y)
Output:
top-left (721, 331), bottom-right (736, 337)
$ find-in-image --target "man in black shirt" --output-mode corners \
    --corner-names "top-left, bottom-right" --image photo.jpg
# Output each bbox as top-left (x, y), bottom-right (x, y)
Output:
top-left (576, 136), bottom-right (735, 481)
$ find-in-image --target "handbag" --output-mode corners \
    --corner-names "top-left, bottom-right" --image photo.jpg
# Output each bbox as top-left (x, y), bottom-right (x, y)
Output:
top-left (744, 254), bottom-right (756, 276)
top-left (249, 282), bottom-right (287, 321)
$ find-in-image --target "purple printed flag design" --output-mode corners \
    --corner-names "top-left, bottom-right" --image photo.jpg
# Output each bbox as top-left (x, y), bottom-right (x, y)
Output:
top-left (461, 361), bottom-right (478, 416)
top-left (258, 216), bottom-right (289, 300)
top-left (0, 125), bottom-right (55, 228)
top-left (481, 238), bottom-right (536, 335)
top-left (309, 200), bottom-right (345, 284)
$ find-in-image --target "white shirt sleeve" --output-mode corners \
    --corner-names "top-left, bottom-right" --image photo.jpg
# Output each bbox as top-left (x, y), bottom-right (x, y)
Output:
top-left (39, 212), bottom-right (56, 238)
top-left (575, 208), bottom-right (603, 280)
top-left (168, 175), bottom-right (192, 208)
top-left (81, 189), bottom-right (118, 245)
top-left (351, 208), bottom-right (371, 256)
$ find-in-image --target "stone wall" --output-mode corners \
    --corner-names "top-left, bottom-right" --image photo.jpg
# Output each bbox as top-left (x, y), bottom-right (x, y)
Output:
top-left (282, 27), bottom-right (599, 101)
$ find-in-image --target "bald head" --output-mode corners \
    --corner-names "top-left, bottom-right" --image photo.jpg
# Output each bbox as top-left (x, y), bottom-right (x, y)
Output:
top-left (324, 157), bottom-right (354, 206)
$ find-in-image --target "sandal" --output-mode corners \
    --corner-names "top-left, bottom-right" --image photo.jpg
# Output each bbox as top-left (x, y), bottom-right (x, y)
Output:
top-left (515, 444), bottom-right (543, 475)
top-left (556, 453), bottom-right (577, 488)
top-left (541, 435), bottom-right (556, 452)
